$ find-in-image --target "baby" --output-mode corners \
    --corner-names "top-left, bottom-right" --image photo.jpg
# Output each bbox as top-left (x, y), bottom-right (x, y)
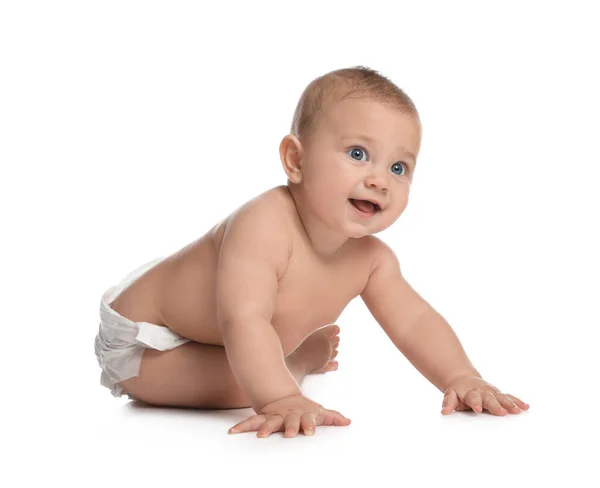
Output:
top-left (95, 66), bottom-right (529, 438)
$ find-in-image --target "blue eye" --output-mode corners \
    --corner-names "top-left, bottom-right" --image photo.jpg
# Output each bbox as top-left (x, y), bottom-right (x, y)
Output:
top-left (348, 146), bottom-right (408, 177)
top-left (348, 147), bottom-right (368, 161)
top-left (391, 162), bottom-right (407, 176)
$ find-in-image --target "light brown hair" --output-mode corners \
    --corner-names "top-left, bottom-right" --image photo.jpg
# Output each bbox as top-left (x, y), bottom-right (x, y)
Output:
top-left (290, 66), bottom-right (418, 142)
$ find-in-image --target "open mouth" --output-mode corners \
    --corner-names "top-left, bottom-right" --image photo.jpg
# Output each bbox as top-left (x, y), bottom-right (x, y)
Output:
top-left (349, 198), bottom-right (381, 215)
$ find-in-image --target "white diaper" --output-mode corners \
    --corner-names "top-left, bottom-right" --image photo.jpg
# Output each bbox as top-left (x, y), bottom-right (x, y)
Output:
top-left (94, 257), bottom-right (191, 398)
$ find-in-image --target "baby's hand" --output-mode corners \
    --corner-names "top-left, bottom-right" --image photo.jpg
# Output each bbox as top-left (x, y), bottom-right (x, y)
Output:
top-left (228, 394), bottom-right (351, 438)
top-left (441, 375), bottom-right (530, 416)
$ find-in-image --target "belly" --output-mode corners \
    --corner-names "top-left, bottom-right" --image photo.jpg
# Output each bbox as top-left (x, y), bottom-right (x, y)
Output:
top-left (161, 274), bottom-right (351, 355)
top-left (159, 263), bottom-right (356, 356)
top-left (268, 288), bottom-right (351, 354)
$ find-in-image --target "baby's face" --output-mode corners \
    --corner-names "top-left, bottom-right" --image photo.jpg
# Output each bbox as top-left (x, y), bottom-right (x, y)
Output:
top-left (300, 98), bottom-right (422, 237)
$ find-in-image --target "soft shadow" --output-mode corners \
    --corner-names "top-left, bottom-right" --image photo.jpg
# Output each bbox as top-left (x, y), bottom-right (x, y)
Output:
top-left (444, 408), bottom-right (528, 418)
top-left (123, 400), bottom-right (253, 423)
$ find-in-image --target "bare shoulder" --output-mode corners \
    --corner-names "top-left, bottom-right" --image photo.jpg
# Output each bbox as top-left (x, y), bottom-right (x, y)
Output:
top-left (227, 185), bottom-right (294, 239)
top-left (216, 186), bottom-right (296, 324)
top-left (228, 186), bottom-right (292, 222)
top-left (220, 185), bottom-right (294, 278)
top-left (358, 235), bottom-right (400, 278)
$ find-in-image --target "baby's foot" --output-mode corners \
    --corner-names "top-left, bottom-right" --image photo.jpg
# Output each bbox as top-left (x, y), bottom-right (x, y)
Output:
top-left (289, 324), bottom-right (340, 375)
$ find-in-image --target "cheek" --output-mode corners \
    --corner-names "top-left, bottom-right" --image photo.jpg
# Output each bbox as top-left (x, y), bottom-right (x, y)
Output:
top-left (389, 184), bottom-right (410, 213)
top-left (304, 157), bottom-right (346, 192)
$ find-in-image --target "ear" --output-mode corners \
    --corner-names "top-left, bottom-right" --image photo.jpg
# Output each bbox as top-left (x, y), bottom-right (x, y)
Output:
top-left (279, 134), bottom-right (304, 184)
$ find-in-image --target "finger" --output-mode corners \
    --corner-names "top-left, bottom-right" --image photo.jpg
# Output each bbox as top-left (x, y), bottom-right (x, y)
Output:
top-left (482, 390), bottom-right (506, 416)
top-left (495, 393), bottom-right (522, 413)
top-left (441, 389), bottom-right (459, 415)
top-left (506, 394), bottom-right (530, 410)
top-left (331, 349), bottom-right (339, 360)
top-left (319, 409), bottom-right (351, 426)
top-left (301, 413), bottom-right (317, 435)
top-left (463, 390), bottom-right (483, 413)
top-left (452, 396), bottom-right (471, 411)
top-left (283, 413), bottom-right (301, 438)
top-left (257, 415), bottom-right (284, 438)
top-left (229, 415), bottom-right (266, 434)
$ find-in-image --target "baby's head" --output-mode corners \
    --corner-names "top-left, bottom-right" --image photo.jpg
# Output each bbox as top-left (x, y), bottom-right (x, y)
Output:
top-left (280, 66), bottom-right (421, 238)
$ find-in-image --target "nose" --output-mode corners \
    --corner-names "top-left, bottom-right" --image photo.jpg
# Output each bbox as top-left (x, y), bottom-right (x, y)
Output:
top-left (364, 172), bottom-right (388, 193)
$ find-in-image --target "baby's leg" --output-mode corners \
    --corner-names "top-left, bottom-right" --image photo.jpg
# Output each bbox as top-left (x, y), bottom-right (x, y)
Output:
top-left (118, 325), bottom-right (340, 409)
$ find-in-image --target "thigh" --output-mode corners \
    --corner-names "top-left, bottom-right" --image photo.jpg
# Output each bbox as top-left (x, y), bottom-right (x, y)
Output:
top-left (119, 342), bottom-right (251, 409)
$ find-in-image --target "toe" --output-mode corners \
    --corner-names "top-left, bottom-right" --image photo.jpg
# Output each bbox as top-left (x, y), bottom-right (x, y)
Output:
top-left (326, 324), bottom-right (340, 338)
top-left (317, 361), bottom-right (338, 373)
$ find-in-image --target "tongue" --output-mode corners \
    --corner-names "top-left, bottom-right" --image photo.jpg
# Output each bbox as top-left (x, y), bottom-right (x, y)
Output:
top-left (352, 199), bottom-right (375, 213)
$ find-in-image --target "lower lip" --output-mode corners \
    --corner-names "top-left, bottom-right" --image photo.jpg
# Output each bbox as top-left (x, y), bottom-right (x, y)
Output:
top-left (348, 199), bottom-right (379, 218)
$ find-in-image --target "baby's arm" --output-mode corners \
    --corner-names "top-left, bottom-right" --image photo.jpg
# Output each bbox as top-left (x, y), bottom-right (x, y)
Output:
top-left (218, 202), bottom-right (351, 436)
top-left (216, 201), bottom-right (302, 412)
top-left (360, 238), bottom-right (529, 415)
top-left (360, 238), bottom-right (480, 392)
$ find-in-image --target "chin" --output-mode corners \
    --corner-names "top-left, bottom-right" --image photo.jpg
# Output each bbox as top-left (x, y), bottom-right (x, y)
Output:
top-left (344, 225), bottom-right (376, 239)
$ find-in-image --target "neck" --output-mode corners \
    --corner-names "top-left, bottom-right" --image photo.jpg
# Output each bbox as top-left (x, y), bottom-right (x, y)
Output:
top-left (285, 182), bottom-right (351, 258)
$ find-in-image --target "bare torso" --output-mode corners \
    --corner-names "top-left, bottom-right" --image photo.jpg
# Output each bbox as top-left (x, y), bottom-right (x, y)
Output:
top-left (110, 185), bottom-right (375, 356)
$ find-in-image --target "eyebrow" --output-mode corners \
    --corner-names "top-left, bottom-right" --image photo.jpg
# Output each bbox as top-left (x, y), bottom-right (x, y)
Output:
top-left (341, 134), bottom-right (417, 167)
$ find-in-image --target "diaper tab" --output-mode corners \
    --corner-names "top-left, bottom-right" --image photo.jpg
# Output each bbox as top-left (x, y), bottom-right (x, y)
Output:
top-left (135, 322), bottom-right (191, 351)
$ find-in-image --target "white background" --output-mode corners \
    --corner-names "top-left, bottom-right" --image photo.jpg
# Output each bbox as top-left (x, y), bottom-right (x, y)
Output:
top-left (2, 1), bottom-right (599, 486)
